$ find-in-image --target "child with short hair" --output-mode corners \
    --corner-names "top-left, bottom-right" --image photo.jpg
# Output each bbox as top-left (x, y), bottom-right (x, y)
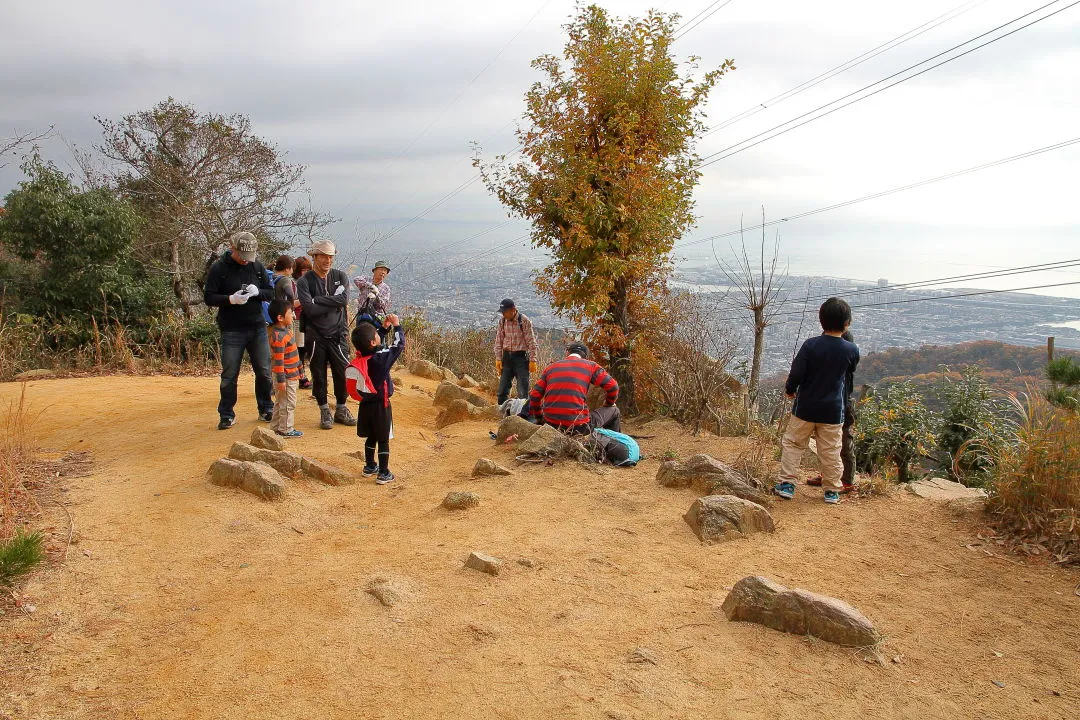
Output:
top-left (774, 297), bottom-right (860, 504)
top-left (268, 298), bottom-right (304, 438)
top-left (348, 314), bottom-right (404, 484)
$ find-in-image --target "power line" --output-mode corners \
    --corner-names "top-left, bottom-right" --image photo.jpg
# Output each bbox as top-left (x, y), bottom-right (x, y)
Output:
top-left (697, 0), bottom-right (1079, 167)
top-left (678, 136), bottom-right (1080, 248)
top-left (673, 0), bottom-right (736, 40)
top-left (702, 0), bottom-right (992, 137)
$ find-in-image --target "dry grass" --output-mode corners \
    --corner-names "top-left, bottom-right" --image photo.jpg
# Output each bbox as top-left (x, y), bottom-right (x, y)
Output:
top-left (0, 385), bottom-right (43, 540)
top-left (985, 392), bottom-right (1080, 564)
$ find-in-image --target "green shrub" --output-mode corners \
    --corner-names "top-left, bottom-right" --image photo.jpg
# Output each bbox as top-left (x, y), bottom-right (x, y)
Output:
top-left (0, 529), bottom-right (44, 586)
top-left (854, 381), bottom-right (937, 483)
top-left (936, 365), bottom-right (1013, 487)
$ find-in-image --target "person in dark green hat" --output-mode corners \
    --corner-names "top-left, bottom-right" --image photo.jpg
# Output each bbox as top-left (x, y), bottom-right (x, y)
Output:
top-left (353, 260), bottom-right (391, 330)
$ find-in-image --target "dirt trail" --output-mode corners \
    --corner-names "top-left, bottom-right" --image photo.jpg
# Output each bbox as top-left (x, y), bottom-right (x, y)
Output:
top-left (1, 374), bottom-right (1078, 719)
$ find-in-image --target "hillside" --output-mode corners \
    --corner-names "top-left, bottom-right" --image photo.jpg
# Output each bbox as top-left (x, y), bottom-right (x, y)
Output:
top-left (856, 340), bottom-right (1071, 387)
top-left (1, 373), bottom-right (1078, 719)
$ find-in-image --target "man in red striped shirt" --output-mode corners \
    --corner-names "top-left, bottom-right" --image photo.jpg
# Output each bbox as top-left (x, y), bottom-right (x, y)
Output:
top-left (529, 342), bottom-right (621, 435)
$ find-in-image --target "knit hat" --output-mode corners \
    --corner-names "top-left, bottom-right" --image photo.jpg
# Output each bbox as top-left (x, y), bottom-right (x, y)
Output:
top-left (372, 260), bottom-right (391, 273)
top-left (308, 239), bottom-right (337, 256)
top-left (230, 231), bottom-right (258, 262)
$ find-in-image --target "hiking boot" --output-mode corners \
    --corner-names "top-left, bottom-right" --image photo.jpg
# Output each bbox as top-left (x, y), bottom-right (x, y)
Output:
top-left (824, 490), bottom-right (842, 505)
top-left (334, 405), bottom-right (357, 426)
top-left (217, 416), bottom-right (236, 430)
top-left (319, 406), bottom-right (334, 430)
top-left (259, 410), bottom-right (273, 422)
top-left (772, 481), bottom-right (796, 500)
top-left (375, 470), bottom-right (395, 485)
top-left (362, 463), bottom-right (379, 476)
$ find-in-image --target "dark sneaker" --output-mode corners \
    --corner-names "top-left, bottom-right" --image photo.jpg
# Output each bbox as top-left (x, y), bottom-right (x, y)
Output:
top-left (276, 429), bottom-right (303, 438)
top-left (824, 490), bottom-right (842, 505)
top-left (840, 482), bottom-right (855, 494)
top-left (375, 470), bottom-right (395, 485)
top-left (334, 405), bottom-right (357, 426)
top-left (362, 463), bottom-right (379, 476)
top-left (217, 417), bottom-right (236, 430)
top-left (298, 377), bottom-right (312, 390)
top-left (319, 407), bottom-right (334, 430)
top-left (806, 475), bottom-right (823, 487)
top-left (259, 411), bottom-right (273, 422)
top-left (773, 481), bottom-right (796, 499)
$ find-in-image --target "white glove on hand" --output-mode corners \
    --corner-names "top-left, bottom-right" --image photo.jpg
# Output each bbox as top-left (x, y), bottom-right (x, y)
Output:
top-left (367, 291), bottom-right (377, 300)
top-left (243, 284), bottom-right (259, 297)
top-left (228, 291), bottom-right (247, 305)
top-left (334, 285), bottom-right (345, 296)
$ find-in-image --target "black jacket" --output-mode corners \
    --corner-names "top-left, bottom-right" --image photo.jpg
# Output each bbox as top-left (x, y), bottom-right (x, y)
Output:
top-left (297, 268), bottom-right (350, 339)
top-left (203, 251), bottom-right (274, 331)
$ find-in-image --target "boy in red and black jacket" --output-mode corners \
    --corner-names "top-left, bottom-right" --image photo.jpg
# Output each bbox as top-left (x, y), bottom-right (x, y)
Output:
top-left (528, 342), bottom-right (621, 435)
top-left (348, 314), bottom-right (404, 485)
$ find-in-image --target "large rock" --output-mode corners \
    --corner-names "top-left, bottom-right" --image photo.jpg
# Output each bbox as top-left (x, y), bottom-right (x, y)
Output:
top-left (14, 368), bottom-right (56, 381)
top-left (465, 551), bottom-right (502, 576)
top-left (433, 381), bottom-right (491, 409)
top-left (300, 457), bottom-right (355, 486)
top-left (207, 458), bottom-right (285, 501)
top-left (250, 426), bottom-right (285, 451)
top-left (435, 398), bottom-right (485, 429)
top-left (721, 576), bottom-right (880, 648)
top-left (908, 477), bottom-right (988, 501)
top-left (409, 358), bottom-right (446, 381)
top-left (228, 442), bottom-right (302, 476)
top-left (657, 455), bottom-right (768, 504)
top-left (517, 424), bottom-right (591, 461)
top-left (472, 458), bottom-right (513, 477)
top-left (495, 415), bottom-right (540, 443)
top-left (443, 491), bottom-right (480, 510)
top-left (458, 374), bottom-right (479, 389)
top-left (684, 495), bottom-right (775, 543)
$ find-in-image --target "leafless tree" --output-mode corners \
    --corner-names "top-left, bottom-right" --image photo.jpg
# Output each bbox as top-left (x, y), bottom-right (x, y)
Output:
top-left (95, 98), bottom-right (334, 315)
top-left (0, 127), bottom-right (52, 169)
top-left (714, 209), bottom-right (787, 415)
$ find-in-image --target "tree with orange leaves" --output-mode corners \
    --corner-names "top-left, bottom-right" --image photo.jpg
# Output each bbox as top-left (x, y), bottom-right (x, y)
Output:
top-left (475, 4), bottom-right (733, 412)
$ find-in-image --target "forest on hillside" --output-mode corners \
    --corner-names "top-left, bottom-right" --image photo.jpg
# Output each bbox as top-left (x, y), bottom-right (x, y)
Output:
top-left (857, 340), bottom-right (1074, 387)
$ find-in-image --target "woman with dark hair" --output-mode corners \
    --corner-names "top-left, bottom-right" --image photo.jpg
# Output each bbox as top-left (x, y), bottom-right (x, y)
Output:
top-left (290, 255), bottom-right (314, 389)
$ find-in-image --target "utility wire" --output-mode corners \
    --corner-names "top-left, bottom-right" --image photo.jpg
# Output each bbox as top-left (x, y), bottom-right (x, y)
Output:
top-left (679, 136), bottom-right (1080, 249)
top-left (702, 0), bottom-right (991, 137)
top-left (697, 0), bottom-right (1079, 167)
top-left (673, 0), bottom-right (736, 40)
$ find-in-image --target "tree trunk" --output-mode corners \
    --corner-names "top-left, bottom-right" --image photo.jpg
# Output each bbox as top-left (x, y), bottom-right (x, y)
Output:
top-left (608, 278), bottom-right (636, 414)
top-left (748, 307), bottom-right (765, 416)
top-left (170, 239), bottom-right (194, 318)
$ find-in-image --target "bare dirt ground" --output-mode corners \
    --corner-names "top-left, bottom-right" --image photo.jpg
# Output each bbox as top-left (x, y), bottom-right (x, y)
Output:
top-left (1, 373), bottom-right (1078, 720)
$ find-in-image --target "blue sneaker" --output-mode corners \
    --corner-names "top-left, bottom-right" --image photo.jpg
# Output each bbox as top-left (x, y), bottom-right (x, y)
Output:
top-left (824, 490), bottom-right (841, 504)
top-left (773, 481), bottom-right (796, 499)
top-left (275, 429), bottom-right (303, 438)
top-left (362, 463), bottom-right (379, 476)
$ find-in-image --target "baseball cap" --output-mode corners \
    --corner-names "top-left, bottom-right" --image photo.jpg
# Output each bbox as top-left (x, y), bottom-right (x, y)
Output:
top-left (499, 299), bottom-right (516, 312)
top-left (566, 342), bottom-right (589, 359)
top-left (230, 231), bottom-right (258, 262)
top-left (308, 240), bottom-right (337, 256)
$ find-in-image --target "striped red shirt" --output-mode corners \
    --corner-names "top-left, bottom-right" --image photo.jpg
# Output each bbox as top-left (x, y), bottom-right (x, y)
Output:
top-left (270, 325), bottom-right (303, 382)
top-left (529, 356), bottom-right (618, 430)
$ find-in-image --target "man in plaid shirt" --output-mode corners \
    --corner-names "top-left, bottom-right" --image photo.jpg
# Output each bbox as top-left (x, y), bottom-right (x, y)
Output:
top-left (494, 298), bottom-right (539, 406)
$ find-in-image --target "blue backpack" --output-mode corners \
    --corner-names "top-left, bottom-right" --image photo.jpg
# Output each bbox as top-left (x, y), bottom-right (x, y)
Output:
top-left (260, 268), bottom-right (276, 325)
top-left (592, 428), bottom-right (640, 466)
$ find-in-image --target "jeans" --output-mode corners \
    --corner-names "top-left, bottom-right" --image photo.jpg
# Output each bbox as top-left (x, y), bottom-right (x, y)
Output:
top-left (309, 333), bottom-right (351, 406)
top-left (218, 327), bottom-right (274, 420)
top-left (497, 351), bottom-right (531, 405)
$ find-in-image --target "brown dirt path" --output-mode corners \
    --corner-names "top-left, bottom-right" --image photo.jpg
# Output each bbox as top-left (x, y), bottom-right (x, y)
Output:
top-left (1, 374), bottom-right (1078, 719)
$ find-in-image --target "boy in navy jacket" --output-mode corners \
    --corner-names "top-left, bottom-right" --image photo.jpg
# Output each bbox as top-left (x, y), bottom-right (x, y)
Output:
top-left (348, 314), bottom-right (404, 485)
top-left (774, 297), bottom-right (860, 505)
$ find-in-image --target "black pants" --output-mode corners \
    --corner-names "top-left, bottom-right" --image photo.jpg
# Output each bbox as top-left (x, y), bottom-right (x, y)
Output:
top-left (563, 405), bottom-right (622, 436)
top-left (841, 406), bottom-right (856, 486)
top-left (309, 333), bottom-right (350, 406)
top-left (497, 351), bottom-right (531, 405)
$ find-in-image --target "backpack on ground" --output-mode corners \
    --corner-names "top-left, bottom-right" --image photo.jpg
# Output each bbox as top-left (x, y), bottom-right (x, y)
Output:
top-left (591, 428), bottom-right (640, 467)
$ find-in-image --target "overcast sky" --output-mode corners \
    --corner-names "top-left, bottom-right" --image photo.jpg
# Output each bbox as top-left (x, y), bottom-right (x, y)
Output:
top-left (2, 0), bottom-right (1078, 299)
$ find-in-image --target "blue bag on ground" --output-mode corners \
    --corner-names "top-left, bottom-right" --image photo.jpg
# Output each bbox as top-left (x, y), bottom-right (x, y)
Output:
top-left (592, 428), bottom-right (640, 466)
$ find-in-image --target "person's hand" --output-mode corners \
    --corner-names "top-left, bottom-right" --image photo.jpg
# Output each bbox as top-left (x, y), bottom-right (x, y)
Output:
top-left (528, 361), bottom-right (538, 373)
top-left (293, 299), bottom-right (301, 309)
top-left (785, 392), bottom-right (796, 400)
top-left (386, 313), bottom-right (399, 325)
top-left (334, 284), bottom-right (345, 296)
top-left (367, 291), bottom-right (377, 300)
top-left (277, 382), bottom-right (286, 395)
top-left (243, 284), bottom-right (258, 296)
top-left (495, 360), bottom-right (503, 373)
top-left (229, 291), bottom-right (247, 305)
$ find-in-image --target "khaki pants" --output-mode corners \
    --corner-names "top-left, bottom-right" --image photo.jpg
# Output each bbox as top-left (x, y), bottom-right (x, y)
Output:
top-left (779, 415), bottom-right (844, 490)
top-left (271, 379), bottom-right (298, 434)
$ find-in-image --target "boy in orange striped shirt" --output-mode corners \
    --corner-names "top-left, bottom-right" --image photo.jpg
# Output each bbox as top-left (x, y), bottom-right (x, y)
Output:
top-left (268, 299), bottom-right (304, 438)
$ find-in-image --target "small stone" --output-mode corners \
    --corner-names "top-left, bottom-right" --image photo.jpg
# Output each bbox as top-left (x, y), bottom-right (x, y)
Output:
top-left (207, 458), bottom-right (286, 501)
top-left (300, 457), bottom-right (355, 486)
top-left (992, 680), bottom-right (1006, 689)
top-left (683, 495), bottom-right (775, 543)
top-left (908, 477), bottom-right (988, 501)
top-left (392, 375), bottom-right (404, 388)
top-left (472, 458), bottom-right (512, 477)
top-left (465, 551), bottom-right (502, 576)
top-left (628, 647), bottom-right (658, 664)
top-left (443, 491), bottom-right (480, 510)
top-left (367, 577), bottom-right (410, 608)
top-left (250, 426), bottom-right (285, 451)
top-left (458, 374), bottom-right (479, 389)
top-left (516, 557), bottom-right (539, 568)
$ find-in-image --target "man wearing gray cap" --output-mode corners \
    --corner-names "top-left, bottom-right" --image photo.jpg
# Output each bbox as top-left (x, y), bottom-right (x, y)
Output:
top-left (203, 231), bottom-right (276, 429)
top-left (296, 240), bottom-right (357, 430)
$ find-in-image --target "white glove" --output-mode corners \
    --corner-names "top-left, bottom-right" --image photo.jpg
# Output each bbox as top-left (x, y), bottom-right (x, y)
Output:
top-left (367, 291), bottom-right (377, 300)
top-left (228, 291), bottom-right (247, 305)
top-left (334, 285), bottom-right (345, 296)
top-left (243, 284), bottom-right (259, 297)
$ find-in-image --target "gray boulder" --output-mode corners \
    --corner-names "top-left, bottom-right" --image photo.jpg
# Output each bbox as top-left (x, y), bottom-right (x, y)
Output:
top-left (908, 477), bottom-right (988, 501)
top-left (250, 426), bottom-right (285, 451)
top-left (472, 458), bottom-right (513, 477)
top-left (228, 442), bottom-right (302, 477)
top-left (721, 575), bottom-right (880, 648)
top-left (433, 381), bottom-right (491, 408)
top-left (408, 358), bottom-right (445, 381)
top-left (517, 424), bottom-right (591, 461)
top-left (435, 398), bottom-right (485, 429)
top-left (458, 374), bottom-right (479, 389)
top-left (657, 454), bottom-right (767, 504)
top-left (300, 457), bottom-right (355, 486)
top-left (207, 458), bottom-right (285, 501)
top-left (465, 551), bottom-right (502, 576)
top-left (684, 495), bottom-right (775, 543)
top-left (443, 491), bottom-right (480, 510)
top-left (495, 415), bottom-right (541, 443)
